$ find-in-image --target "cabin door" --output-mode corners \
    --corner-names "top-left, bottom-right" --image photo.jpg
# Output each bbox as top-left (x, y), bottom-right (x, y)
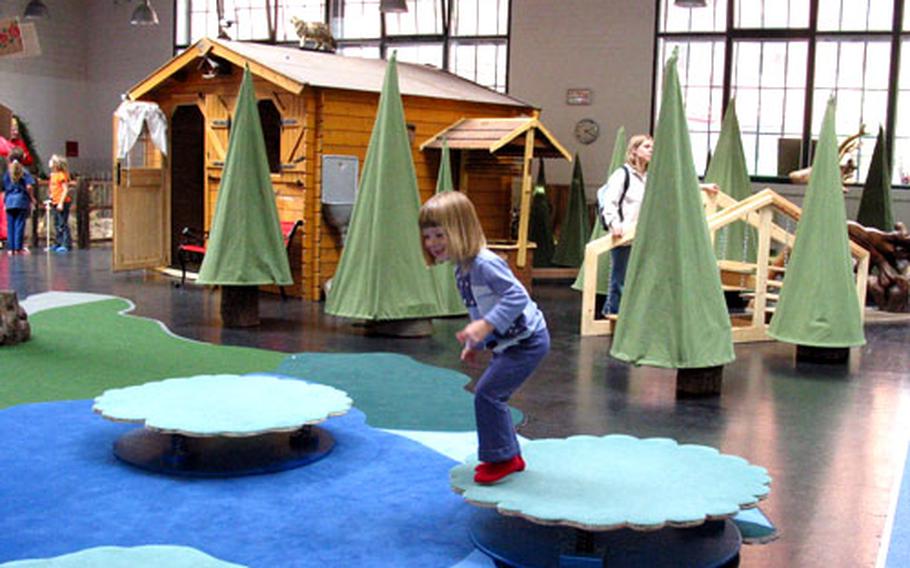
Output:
top-left (111, 115), bottom-right (169, 271)
top-left (169, 105), bottom-right (204, 267)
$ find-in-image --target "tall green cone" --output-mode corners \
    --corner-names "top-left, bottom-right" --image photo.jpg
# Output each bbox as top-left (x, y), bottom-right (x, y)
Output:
top-left (855, 126), bottom-right (894, 231)
top-left (572, 126), bottom-right (626, 292)
top-left (551, 153), bottom-right (591, 267)
top-left (429, 140), bottom-right (467, 316)
top-left (610, 51), bottom-right (734, 369)
top-left (435, 138), bottom-right (455, 193)
top-left (706, 100), bottom-right (757, 263)
top-left (530, 159), bottom-right (555, 268)
top-left (325, 53), bottom-right (440, 320)
top-left (197, 67), bottom-right (292, 286)
top-left (768, 98), bottom-right (865, 347)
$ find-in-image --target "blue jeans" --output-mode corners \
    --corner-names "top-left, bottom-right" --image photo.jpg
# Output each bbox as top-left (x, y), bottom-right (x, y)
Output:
top-left (6, 208), bottom-right (29, 252)
top-left (53, 202), bottom-right (71, 249)
top-left (474, 328), bottom-right (550, 462)
top-left (604, 245), bottom-right (631, 315)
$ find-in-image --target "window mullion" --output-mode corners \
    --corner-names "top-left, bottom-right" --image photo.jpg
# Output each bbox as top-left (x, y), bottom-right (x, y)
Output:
top-left (886, 0), bottom-right (904, 170)
top-left (800, 0), bottom-right (820, 167)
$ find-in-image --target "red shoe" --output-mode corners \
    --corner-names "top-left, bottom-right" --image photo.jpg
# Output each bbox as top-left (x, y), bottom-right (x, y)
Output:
top-left (474, 455), bottom-right (525, 484)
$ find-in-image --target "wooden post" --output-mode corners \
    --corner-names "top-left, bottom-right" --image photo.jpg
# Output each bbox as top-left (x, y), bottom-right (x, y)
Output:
top-left (221, 286), bottom-right (260, 327)
top-left (0, 290), bottom-right (30, 346)
top-left (751, 208), bottom-right (773, 330)
top-left (76, 178), bottom-right (90, 250)
top-left (516, 126), bottom-right (536, 268)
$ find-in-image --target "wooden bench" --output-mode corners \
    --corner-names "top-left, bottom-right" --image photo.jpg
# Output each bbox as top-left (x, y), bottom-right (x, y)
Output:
top-left (176, 220), bottom-right (303, 299)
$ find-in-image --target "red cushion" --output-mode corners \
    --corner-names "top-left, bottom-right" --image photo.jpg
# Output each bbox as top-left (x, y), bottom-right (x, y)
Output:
top-left (179, 244), bottom-right (206, 254)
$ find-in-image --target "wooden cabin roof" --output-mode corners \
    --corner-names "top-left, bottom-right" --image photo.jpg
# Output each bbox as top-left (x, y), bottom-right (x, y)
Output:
top-left (420, 117), bottom-right (571, 160)
top-left (127, 37), bottom-right (534, 109)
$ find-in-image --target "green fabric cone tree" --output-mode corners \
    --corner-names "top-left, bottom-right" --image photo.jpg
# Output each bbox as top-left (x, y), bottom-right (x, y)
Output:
top-left (572, 126), bottom-right (626, 292)
top-left (610, 51), bottom-right (734, 369)
top-left (325, 53), bottom-right (440, 320)
top-left (429, 140), bottom-right (468, 316)
top-left (768, 98), bottom-right (865, 348)
top-left (197, 67), bottom-right (292, 287)
top-left (530, 159), bottom-right (555, 268)
top-left (551, 154), bottom-right (591, 267)
top-left (855, 126), bottom-right (895, 231)
top-left (706, 100), bottom-right (757, 263)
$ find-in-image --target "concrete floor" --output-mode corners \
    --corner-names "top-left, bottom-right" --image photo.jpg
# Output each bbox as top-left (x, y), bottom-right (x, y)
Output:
top-left (3, 246), bottom-right (909, 567)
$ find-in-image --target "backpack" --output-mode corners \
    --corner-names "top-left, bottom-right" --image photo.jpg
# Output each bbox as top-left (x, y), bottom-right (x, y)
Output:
top-left (601, 165), bottom-right (631, 231)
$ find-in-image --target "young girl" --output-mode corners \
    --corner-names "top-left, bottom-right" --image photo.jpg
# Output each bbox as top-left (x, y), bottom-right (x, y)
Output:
top-left (2, 159), bottom-right (36, 256)
top-left (48, 155), bottom-right (73, 252)
top-left (419, 191), bottom-right (549, 484)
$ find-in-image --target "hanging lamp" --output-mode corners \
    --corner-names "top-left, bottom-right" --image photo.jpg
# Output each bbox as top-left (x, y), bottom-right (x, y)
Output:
top-left (130, 0), bottom-right (159, 25)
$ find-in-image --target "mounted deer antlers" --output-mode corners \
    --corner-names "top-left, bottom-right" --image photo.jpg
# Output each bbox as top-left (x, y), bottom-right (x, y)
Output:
top-left (788, 124), bottom-right (866, 189)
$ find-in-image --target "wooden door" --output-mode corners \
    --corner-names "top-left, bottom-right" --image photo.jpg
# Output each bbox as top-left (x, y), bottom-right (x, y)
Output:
top-left (112, 114), bottom-right (169, 271)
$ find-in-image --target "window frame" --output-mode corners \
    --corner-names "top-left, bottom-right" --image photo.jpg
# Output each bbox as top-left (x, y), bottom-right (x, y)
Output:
top-left (174, 0), bottom-right (511, 93)
top-left (654, 0), bottom-right (906, 185)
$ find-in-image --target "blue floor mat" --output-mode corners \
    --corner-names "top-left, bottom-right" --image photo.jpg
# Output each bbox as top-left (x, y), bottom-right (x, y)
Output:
top-left (0, 400), bottom-right (475, 567)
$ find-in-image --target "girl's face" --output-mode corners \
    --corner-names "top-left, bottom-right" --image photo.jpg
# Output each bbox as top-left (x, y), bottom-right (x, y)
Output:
top-left (634, 139), bottom-right (654, 164)
top-left (422, 226), bottom-right (449, 262)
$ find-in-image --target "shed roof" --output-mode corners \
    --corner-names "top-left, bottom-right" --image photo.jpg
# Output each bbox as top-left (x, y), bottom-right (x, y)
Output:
top-left (420, 117), bottom-right (571, 160)
top-left (127, 37), bottom-right (533, 109)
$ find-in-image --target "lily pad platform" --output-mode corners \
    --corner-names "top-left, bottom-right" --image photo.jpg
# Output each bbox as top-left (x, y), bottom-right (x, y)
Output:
top-left (450, 435), bottom-right (771, 567)
top-left (93, 374), bottom-right (352, 477)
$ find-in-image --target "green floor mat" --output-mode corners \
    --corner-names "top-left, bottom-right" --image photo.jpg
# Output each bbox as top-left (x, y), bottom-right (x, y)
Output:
top-left (277, 352), bottom-right (522, 431)
top-left (0, 299), bottom-right (285, 409)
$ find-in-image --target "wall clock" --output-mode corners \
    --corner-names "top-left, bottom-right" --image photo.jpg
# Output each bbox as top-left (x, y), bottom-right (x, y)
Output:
top-left (574, 118), bottom-right (600, 145)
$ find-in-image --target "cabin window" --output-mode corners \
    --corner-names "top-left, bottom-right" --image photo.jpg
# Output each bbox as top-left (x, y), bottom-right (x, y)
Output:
top-left (174, 0), bottom-right (511, 93)
top-left (257, 100), bottom-right (282, 174)
top-left (655, 0), bottom-right (909, 186)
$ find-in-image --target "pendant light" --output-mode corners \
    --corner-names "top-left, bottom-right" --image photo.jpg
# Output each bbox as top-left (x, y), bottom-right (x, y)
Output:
top-left (130, 0), bottom-right (159, 26)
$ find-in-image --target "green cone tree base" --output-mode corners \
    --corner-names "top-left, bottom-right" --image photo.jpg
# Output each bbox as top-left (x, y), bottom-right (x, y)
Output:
top-left (795, 345), bottom-right (849, 364)
top-left (676, 366), bottom-right (724, 398)
top-left (365, 318), bottom-right (433, 337)
top-left (221, 286), bottom-right (260, 328)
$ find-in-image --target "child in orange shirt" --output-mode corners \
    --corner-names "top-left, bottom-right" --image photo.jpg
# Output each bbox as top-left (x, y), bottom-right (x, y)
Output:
top-left (48, 155), bottom-right (73, 253)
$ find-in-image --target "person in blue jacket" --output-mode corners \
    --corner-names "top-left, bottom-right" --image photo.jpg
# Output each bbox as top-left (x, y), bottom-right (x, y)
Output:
top-left (3, 159), bottom-right (36, 256)
top-left (420, 191), bottom-right (549, 484)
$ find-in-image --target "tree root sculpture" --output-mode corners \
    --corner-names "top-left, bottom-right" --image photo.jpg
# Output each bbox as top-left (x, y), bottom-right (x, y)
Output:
top-left (847, 221), bottom-right (910, 312)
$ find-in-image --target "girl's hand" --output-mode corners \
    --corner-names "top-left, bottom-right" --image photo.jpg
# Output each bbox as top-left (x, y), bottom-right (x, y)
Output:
top-left (456, 319), bottom-right (494, 345)
top-left (56, 203), bottom-right (63, 211)
top-left (460, 345), bottom-right (478, 364)
top-left (611, 224), bottom-right (624, 239)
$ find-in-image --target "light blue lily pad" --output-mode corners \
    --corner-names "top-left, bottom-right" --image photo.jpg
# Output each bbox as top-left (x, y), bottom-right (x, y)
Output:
top-left (451, 434), bottom-right (770, 531)
top-left (93, 374), bottom-right (351, 436)
top-left (0, 545), bottom-right (244, 567)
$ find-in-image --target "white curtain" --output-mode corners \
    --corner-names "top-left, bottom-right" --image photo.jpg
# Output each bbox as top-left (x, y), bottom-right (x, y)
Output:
top-left (114, 100), bottom-right (168, 159)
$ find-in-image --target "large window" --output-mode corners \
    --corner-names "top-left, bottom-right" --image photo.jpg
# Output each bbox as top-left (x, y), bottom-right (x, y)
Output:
top-left (175, 0), bottom-right (509, 92)
top-left (656, 0), bottom-right (908, 185)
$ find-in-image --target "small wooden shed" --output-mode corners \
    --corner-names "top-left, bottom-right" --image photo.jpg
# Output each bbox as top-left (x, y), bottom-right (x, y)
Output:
top-left (421, 117), bottom-right (571, 270)
top-left (112, 37), bottom-right (536, 300)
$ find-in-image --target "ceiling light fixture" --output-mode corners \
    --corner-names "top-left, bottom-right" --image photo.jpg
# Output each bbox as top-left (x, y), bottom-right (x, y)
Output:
top-left (674, 0), bottom-right (708, 7)
top-left (379, 0), bottom-right (408, 14)
top-left (23, 0), bottom-right (49, 19)
top-left (130, 0), bottom-right (159, 26)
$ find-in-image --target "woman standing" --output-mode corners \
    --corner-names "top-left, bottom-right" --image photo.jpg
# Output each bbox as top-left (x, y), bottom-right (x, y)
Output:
top-left (3, 159), bottom-right (36, 255)
top-left (596, 135), bottom-right (653, 315)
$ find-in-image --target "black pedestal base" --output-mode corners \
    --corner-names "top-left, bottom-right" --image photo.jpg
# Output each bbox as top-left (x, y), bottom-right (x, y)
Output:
top-left (469, 508), bottom-right (741, 568)
top-left (113, 425), bottom-right (334, 477)
top-left (796, 345), bottom-right (849, 364)
top-left (676, 366), bottom-right (724, 398)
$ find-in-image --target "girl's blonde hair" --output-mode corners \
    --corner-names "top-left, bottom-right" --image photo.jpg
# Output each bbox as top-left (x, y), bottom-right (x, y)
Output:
top-left (626, 134), bottom-right (653, 175)
top-left (418, 191), bottom-right (486, 266)
top-left (9, 160), bottom-right (23, 183)
top-left (49, 154), bottom-right (68, 172)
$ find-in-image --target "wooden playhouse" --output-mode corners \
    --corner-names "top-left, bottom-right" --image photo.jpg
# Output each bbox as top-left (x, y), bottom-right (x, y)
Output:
top-left (112, 37), bottom-right (550, 300)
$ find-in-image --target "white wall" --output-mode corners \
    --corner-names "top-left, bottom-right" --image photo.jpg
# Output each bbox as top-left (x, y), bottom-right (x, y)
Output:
top-left (0, 0), bottom-right (173, 175)
top-left (509, 0), bottom-right (656, 193)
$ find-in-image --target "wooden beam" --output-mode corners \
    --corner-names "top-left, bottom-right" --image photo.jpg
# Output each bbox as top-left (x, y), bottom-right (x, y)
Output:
top-left (516, 127), bottom-right (536, 267)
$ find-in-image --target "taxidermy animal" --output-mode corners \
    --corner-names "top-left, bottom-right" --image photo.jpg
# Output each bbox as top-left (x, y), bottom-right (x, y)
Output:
top-left (788, 124), bottom-right (866, 188)
top-left (290, 17), bottom-right (336, 52)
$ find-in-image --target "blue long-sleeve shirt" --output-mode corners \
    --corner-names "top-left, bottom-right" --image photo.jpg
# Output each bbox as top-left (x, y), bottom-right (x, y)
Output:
top-left (3, 170), bottom-right (35, 211)
top-left (455, 248), bottom-right (546, 353)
